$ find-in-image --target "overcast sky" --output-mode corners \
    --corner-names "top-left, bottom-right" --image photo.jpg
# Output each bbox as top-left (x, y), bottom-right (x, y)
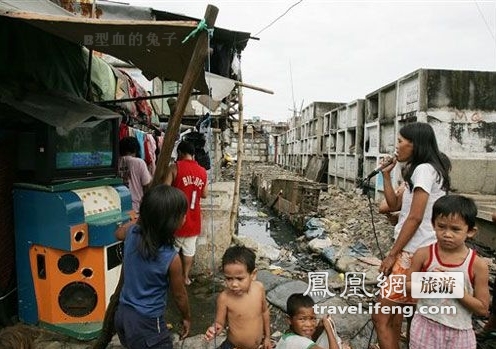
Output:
top-left (127, 0), bottom-right (496, 122)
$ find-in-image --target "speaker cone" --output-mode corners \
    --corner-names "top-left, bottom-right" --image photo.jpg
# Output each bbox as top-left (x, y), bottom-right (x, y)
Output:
top-left (58, 282), bottom-right (97, 317)
top-left (57, 254), bottom-right (79, 274)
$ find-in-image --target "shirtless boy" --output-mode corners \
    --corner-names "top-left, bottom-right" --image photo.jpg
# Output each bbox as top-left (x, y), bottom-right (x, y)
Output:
top-left (205, 246), bottom-right (271, 349)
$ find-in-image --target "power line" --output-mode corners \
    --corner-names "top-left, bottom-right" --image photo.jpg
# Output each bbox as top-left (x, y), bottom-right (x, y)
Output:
top-left (473, 0), bottom-right (496, 42)
top-left (253, 0), bottom-right (304, 37)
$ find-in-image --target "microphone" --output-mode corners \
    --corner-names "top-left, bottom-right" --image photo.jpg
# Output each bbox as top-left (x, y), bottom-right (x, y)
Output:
top-left (364, 154), bottom-right (396, 180)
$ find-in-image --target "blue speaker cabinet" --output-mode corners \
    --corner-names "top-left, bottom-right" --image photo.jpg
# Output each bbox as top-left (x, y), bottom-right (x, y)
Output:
top-left (13, 179), bottom-right (132, 340)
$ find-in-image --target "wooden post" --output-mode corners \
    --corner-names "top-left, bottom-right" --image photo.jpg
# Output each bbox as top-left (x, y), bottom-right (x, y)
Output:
top-left (229, 76), bottom-right (244, 236)
top-left (91, 6), bottom-right (218, 349)
top-left (151, 4), bottom-right (219, 187)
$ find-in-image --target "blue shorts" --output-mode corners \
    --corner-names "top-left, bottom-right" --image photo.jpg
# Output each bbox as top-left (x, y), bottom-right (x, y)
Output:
top-left (114, 304), bottom-right (172, 349)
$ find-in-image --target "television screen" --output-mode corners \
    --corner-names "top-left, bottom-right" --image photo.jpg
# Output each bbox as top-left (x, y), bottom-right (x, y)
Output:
top-left (55, 121), bottom-right (113, 170)
top-left (16, 117), bottom-right (119, 184)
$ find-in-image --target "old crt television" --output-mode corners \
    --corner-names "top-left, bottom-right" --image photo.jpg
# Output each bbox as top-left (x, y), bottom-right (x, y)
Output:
top-left (17, 118), bottom-right (119, 184)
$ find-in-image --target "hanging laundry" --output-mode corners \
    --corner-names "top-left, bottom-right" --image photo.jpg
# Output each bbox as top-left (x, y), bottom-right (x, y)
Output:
top-left (144, 133), bottom-right (157, 176)
top-left (115, 68), bottom-right (153, 125)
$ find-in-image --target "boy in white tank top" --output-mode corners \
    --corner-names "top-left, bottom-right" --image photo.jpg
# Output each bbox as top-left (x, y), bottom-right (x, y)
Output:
top-left (407, 195), bottom-right (490, 349)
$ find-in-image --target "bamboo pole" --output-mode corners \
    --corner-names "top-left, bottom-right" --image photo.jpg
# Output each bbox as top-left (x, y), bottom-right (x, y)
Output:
top-left (151, 5), bottom-right (219, 187)
top-left (91, 6), bottom-right (218, 349)
top-left (234, 80), bottom-right (274, 95)
top-left (229, 72), bottom-right (244, 236)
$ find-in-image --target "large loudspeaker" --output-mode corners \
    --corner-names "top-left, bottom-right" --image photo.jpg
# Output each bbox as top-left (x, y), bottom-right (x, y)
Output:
top-left (14, 183), bottom-right (131, 339)
top-left (29, 242), bottom-right (122, 324)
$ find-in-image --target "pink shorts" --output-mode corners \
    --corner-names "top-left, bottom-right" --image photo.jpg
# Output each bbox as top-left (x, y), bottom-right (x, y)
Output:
top-left (410, 314), bottom-right (476, 349)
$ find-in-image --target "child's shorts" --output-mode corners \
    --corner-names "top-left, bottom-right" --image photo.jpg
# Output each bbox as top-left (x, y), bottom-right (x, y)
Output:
top-left (174, 236), bottom-right (198, 257)
top-left (381, 251), bottom-right (415, 304)
top-left (217, 338), bottom-right (262, 349)
top-left (410, 314), bottom-right (476, 349)
top-left (115, 304), bottom-right (172, 349)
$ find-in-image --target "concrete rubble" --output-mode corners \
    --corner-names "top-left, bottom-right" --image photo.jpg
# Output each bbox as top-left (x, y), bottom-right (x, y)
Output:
top-left (242, 163), bottom-right (496, 349)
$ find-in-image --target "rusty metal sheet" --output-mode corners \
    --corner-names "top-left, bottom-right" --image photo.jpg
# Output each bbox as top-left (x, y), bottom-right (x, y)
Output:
top-left (0, 4), bottom-right (209, 93)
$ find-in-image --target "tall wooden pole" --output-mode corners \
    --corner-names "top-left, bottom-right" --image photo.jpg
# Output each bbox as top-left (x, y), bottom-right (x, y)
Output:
top-left (229, 70), bottom-right (244, 236)
top-left (151, 5), bottom-right (219, 187)
top-left (91, 6), bottom-right (218, 349)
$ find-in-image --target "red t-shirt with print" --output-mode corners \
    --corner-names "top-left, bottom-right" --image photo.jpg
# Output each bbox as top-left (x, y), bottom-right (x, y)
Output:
top-left (173, 159), bottom-right (207, 237)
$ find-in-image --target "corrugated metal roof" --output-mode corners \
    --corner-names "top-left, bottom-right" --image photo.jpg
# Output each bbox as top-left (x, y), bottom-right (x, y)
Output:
top-left (152, 8), bottom-right (251, 52)
top-left (0, 0), bottom-right (73, 16)
top-left (89, 1), bottom-right (252, 52)
top-left (0, 1), bottom-right (210, 92)
top-left (94, 0), bottom-right (154, 21)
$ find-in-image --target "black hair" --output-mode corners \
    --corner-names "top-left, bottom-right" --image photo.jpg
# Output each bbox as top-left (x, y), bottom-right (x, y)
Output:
top-left (286, 293), bottom-right (315, 317)
top-left (399, 122), bottom-right (451, 192)
top-left (177, 140), bottom-right (196, 157)
top-left (431, 195), bottom-right (478, 230)
top-left (119, 136), bottom-right (141, 157)
top-left (221, 245), bottom-right (256, 273)
top-left (137, 184), bottom-right (187, 260)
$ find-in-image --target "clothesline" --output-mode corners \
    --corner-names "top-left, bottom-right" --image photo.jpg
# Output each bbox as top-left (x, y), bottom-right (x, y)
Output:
top-left (120, 123), bottom-right (162, 176)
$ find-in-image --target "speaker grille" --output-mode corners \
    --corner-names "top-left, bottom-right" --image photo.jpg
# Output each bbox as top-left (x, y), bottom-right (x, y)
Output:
top-left (57, 254), bottom-right (79, 274)
top-left (58, 282), bottom-right (97, 317)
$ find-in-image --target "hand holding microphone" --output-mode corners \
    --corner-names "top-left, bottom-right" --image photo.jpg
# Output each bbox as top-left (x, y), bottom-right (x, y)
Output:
top-left (364, 153), bottom-right (397, 180)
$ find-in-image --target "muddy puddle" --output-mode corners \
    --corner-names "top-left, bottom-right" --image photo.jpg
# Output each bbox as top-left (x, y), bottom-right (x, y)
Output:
top-left (238, 193), bottom-right (297, 247)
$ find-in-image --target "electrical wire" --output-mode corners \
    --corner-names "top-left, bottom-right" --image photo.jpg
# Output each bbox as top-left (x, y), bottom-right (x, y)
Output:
top-left (473, 0), bottom-right (496, 69)
top-left (204, 27), bottom-right (220, 349)
top-left (253, 0), bottom-right (304, 37)
top-left (362, 179), bottom-right (385, 260)
top-left (473, 0), bottom-right (496, 43)
top-left (357, 178), bottom-right (385, 347)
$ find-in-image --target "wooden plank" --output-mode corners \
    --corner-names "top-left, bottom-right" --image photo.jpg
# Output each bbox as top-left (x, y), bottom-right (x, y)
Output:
top-left (151, 5), bottom-right (219, 187)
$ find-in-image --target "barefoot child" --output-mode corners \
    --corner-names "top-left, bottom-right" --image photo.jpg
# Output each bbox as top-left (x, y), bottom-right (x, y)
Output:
top-left (205, 246), bottom-right (271, 349)
top-left (407, 195), bottom-right (490, 349)
top-left (275, 293), bottom-right (341, 349)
